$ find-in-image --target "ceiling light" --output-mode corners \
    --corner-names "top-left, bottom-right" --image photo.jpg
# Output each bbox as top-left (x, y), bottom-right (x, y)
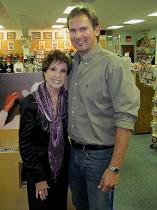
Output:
top-left (0, 25), bottom-right (4, 29)
top-left (107, 26), bottom-right (124, 29)
top-left (63, 6), bottom-right (76, 14)
top-left (56, 18), bottom-right (67, 23)
top-left (147, 12), bottom-right (157, 16)
top-left (51, 25), bottom-right (65, 29)
top-left (123, 19), bottom-right (145, 24)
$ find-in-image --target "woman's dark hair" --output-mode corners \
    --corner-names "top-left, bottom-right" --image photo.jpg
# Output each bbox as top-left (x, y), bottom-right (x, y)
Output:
top-left (67, 6), bottom-right (99, 30)
top-left (42, 50), bottom-right (71, 74)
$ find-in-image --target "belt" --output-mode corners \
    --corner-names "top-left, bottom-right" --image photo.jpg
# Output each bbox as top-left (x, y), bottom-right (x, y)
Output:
top-left (71, 139), bottom-right (114, 150)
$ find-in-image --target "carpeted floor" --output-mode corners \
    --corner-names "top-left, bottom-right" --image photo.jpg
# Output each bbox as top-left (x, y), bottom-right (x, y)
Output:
top-left (115, 134), bottom-right (157, 210)
top-left (68, 134), bottom-right (157, 210)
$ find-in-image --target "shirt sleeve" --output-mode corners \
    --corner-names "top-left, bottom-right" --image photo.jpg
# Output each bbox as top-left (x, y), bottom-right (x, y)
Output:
top-left (106, 58), bottom-right (140, 130)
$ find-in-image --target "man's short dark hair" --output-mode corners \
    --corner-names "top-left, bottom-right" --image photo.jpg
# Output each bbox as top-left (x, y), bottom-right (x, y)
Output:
top-left (67, 6), bottom-right (99, 30)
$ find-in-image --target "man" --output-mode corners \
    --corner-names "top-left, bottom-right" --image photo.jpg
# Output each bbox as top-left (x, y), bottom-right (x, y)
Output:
top-left (67, 6), bottom-right (140, 210)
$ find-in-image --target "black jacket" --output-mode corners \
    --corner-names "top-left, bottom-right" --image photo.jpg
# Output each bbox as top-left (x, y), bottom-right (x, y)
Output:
top-left (19, 94), bottom-right (69, 184)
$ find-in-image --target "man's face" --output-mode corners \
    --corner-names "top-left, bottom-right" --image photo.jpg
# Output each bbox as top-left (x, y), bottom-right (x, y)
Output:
top-left (68, 15), bottom-right (100, 55)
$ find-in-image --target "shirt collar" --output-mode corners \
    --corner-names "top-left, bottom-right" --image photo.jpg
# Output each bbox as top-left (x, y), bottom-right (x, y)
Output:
top-left (74, 44), bottom-right (102, 63)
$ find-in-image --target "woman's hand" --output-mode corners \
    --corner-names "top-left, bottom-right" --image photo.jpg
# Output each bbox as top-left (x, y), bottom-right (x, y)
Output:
top-left (35, 181), bottom-right (50, 201)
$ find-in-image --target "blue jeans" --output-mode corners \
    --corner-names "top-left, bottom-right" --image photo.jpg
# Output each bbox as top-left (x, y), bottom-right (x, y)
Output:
top-left (69, 146), bottom-right (114, 210)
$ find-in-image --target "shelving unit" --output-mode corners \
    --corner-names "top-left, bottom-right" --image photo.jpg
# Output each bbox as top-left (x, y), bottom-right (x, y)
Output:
top-left (150, 68), bottom-right (157, 149)
top-left (34, 50), bottom-right (45, 63)
top-left (135, 37), bottom-right (156, 64)
top-left (135, 47), bottom-right (155, 64)
top-left (132, 63), bottom-right (157, 148)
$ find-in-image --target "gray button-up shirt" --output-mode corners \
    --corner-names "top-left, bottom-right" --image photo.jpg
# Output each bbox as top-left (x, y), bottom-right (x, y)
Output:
top-left (68, 44), bottom-right (140, 146)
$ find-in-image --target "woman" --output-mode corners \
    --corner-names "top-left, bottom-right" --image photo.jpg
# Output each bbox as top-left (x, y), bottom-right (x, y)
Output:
top-left (19, 50), bottom-right (71, 210)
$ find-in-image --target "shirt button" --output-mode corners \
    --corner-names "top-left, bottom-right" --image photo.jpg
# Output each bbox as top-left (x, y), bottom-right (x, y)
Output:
top-left (75, 82), bottom-right (78, 86)
top-left (85, 62), bottom-right (88, 65)
top-left (73, 96), bottom-right (76, 99)
top-left (72, 111), bottom-right (74, 114)
top-left (71, 124), bottom-right (74, 127)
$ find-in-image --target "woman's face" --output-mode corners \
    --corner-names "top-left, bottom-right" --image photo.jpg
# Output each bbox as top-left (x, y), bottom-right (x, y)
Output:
top-left (44, 60), bottom-right (68, 91)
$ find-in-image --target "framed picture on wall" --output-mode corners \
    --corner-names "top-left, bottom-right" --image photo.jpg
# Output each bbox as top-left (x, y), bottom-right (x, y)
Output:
top-left (52, 40), bottom-right (58, 49)
top-left (43, 32), bottom-right (52, 39)
top-left (66, 31), bottom-right (70, 39)
top-left (0, 32), bottom-right (4, 39)
top-left (8, 41), bottom-right (14, 50)
top-left (32, 32), bottom-right (41, 39)
top-left (64, 40), bottom-right (71, 50)
top-left (39, 41), bottom-right (45, 49)
top-left (7, 32), bottom-right (16, 39)
top-left (55, 31), bottom-right (64, 39)
top-left (126, 35), bottom-right (132, 42)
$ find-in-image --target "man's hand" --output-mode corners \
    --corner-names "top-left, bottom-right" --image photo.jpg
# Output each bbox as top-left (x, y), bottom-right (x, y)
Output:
top-left (3, 91), bottom-right (21, 112)
top-left (98, 169), bottom-right (119, 192)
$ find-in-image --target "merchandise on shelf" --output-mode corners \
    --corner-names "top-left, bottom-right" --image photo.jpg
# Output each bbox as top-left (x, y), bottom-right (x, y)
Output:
top-left (132, 62), bottom-right (157, 149)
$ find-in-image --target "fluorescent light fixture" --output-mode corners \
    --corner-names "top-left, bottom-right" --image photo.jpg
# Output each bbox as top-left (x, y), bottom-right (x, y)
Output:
top-left (0, 25), bottom-right (4, 29)
top-left (148, 12), bottom-right (157, 16)
top-left (107, 26), bottom-right (124, 29)
top-left (123, 19), bottom-right (145, 24)
top-left (56, 18), bottom-right (67, 23)
top-left (51, 24), bottom-right (65, 29)
top-left (63, 6), bottom-right (76, 14)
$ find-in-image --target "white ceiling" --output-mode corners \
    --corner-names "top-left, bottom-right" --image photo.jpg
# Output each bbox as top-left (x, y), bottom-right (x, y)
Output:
top-left (0, 0), bottom-right (157, 36)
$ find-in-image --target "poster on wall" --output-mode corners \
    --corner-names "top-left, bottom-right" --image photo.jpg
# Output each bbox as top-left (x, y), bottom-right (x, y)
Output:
top-left (64, 40), bottom-right (71, 50)
top-left (0, 72), bottom-right (43, 129)
top-left (32, 32), bottom-right (41, 39)
top-left (52, 40), bottom-right (58, 49)
top-left (0, 32), bottom-right (3, 39)
top-left (39, 41), bottom-right (45, 49)
top-left (8, 41), bottom-right (14, 50)
top-left (43, 32), bottom-right (52, 39)
top-left (66, 30), bottom-right (70, 39)
top-left (126, 35), bottom-right (132, 42)
top-left (55, 31), bottom-right (64, 39)
top-left (113, 33), bottom-right (121, 56)
top-left (7, 32), bottom-right (16, 39)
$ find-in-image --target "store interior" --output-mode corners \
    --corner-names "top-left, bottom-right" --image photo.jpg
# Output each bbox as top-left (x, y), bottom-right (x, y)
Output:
top-left (0, 0), bottom-right (157, 209)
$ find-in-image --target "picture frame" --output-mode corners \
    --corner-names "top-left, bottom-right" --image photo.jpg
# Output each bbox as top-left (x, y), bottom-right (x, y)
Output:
top-left (64, 40), bottom-right (71, 50)
top-left (43, 32), bottom-right (52, 39)
top-left (126, 35), bottom-right (132, 42)
top-left (39, 40), bottom-right (45, 49)
top-left (55, 31), bottom-right (64, 39)
top-left (66, 31), bottom-right (70, 39)
top-left (52, 40), bottom-right (58, 49)
top-left (32, 32), bottom-right (41, 39)
top-left (7, 32), bottom-right (16, 39)
top-left (8, 41), bottom-right (14, 50)
top-left (0, 32), bottom-right (4, 39)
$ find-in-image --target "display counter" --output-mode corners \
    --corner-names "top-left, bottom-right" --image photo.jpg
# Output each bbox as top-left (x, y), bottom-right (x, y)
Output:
top-left (0, 129), bottom-right (28, 210)
top-left (0, 129), bottom-right (75, 210)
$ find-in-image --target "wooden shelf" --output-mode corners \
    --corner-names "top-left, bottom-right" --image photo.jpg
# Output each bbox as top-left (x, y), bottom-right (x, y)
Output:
top-left (134, 74), bottom-right (154, 134)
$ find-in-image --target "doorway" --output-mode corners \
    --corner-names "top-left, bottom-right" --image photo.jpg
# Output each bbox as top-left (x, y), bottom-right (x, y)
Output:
top-left (121, 45), bottom-right (134, 63)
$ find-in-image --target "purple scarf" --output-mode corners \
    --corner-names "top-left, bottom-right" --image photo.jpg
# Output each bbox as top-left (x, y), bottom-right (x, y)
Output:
top-left (33, 82), bottom-right (67, 181)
